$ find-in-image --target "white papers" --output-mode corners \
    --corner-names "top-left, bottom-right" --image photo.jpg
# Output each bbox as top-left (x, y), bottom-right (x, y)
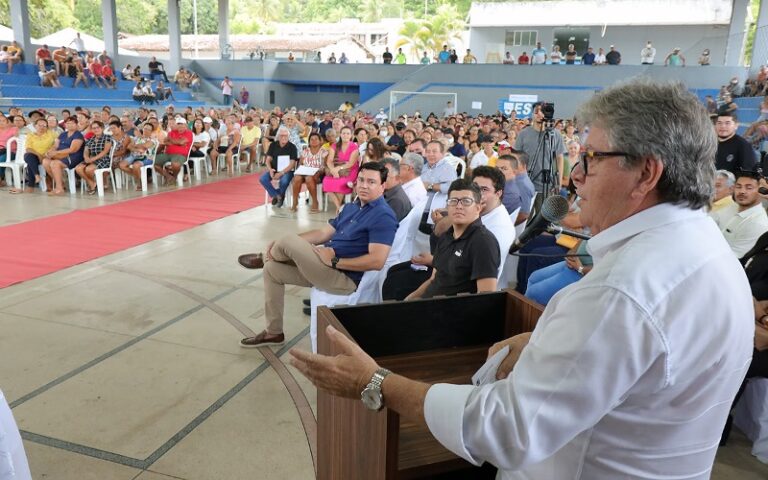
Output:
top-left (277, 155), bottom-right (291, 171)
top-left (471, 101), bottom-right (482, 110)
top-left (471, 346), bottom-right (510, 386)
top-left (295, 165), bottom-right (319, 176)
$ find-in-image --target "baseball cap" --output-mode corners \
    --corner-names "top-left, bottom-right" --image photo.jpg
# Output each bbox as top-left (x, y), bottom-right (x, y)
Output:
top-left (174, 116), bottom-right (186, 124)
top-left (395, 122), bottom-right (406, 130)
top-left (203, 116), bottom-right (213, 123)
top-left (498, 140), bottom-right (511, 148)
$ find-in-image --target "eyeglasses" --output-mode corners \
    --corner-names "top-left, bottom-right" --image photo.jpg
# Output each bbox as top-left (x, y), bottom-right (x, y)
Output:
top-left (447, 197), bottom-right (477, 207)
top-left (575, 150), bottom-right (629, 175)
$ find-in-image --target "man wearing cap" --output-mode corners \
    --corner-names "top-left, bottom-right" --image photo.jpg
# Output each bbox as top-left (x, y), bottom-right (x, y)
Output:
top-left (640, 41), bottom-right (656, 65)
top-left (387, 122), bottom-right (407, 156)
top-left (606, 45), bottom-right (621, 65)
top-left (154, 116), bottom-right (193, 185)
top-left (664, 48), bottom-right (686, 67)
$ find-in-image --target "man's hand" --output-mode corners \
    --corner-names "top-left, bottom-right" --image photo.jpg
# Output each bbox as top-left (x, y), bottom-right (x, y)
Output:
top-left (565, 255), bottom-right (581, 270)
top-left (265, 241), bottom-right (275, 261)
top-left (489, 332), bottom-right (532, 380)
top-left (430, 208), bottom-right (447, 224)
top-left (290, 325), bottom-right (379, 398)
top-left (411, 252), bottom-right (433, 266)
top-left (314, 246), bottom-right (336, 267)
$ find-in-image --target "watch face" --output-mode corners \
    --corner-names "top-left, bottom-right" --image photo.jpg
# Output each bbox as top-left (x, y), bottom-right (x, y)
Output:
top-left (361, 387), bottom-right (383, 410)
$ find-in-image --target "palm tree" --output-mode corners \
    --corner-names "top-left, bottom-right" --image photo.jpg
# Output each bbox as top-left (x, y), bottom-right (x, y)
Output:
top-left (360, 0), bottom-right (383, 23)
top-left (396, 18), bottom-right (431, 61)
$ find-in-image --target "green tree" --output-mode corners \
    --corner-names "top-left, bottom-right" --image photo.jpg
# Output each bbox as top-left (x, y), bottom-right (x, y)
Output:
top-left (396, 18), bottom-right (431, 60)
top-left (28, 0), bottom-right (78, 37)
top-left (0, 0), bottom-right (10, 28)
top-left (361, 0), bottom-right (383, 23)
top-left (396, 3), bottom-right (463, 61)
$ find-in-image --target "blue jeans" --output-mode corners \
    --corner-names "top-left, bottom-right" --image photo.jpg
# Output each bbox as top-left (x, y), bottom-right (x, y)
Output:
top-left (260, 170), bottom-right (294, 198)
top-left (525, 261), bottom-right (582, 305)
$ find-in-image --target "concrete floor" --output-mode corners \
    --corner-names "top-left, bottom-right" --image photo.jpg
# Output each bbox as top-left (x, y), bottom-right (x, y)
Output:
top-left (1, 175), bottom-right (767, 480)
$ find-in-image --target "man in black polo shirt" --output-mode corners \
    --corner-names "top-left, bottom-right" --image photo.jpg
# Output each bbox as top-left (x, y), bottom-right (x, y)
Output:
top-left (148, 56), bottom-right (169, 82)
top-left (715, 110), bottom-right (757, 175)
top-left (406, 179), bottom-right (500, 300)
top-left (382, 157), bottom-right (412, 222)
top-left (259, 126), bottom-right (298, 207)
top-left (387, 122), bottom-right (406, 156)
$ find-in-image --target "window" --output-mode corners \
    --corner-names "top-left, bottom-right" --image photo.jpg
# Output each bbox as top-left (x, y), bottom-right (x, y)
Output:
top-left (505, 30), bottom-right (538, 47)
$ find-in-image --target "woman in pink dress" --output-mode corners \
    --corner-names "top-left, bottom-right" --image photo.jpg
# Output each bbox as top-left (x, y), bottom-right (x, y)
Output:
top-left (322, 126), bottom-right (359, 213)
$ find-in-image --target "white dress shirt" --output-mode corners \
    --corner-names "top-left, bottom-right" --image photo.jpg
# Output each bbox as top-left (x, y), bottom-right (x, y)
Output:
top-left (402, 177), bottom-right (428, 207)
top-left (481, 204), bottom-right (516, 278)
top-left (711, 202), bottom-right (768, 258)
top-left (0, 389), bottom-right (31, 480)
top-left (424, 203), bottom-right (753, 479)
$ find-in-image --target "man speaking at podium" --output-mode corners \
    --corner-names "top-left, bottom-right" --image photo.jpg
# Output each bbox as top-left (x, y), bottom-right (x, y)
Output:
top-left (291, 80), bottom-right (754, 479)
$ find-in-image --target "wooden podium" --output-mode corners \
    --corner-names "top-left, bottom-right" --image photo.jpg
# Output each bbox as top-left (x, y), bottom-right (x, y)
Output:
top-left (316, 290), bottom-right (545, 479)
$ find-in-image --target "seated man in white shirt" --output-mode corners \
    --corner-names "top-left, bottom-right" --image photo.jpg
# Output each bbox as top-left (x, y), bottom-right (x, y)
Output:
top-left (399, 152), bottom-right (428, 207)
top-left (711, 170), bottom-right (768, 258)
top-left (290, 80), bottom-right (754, 480)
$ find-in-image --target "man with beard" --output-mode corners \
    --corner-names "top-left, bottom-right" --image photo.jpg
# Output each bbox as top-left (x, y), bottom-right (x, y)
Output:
top-left (711, 170), bottom-right (768, 257)
top-left (715, 111), bottom-right (757, 175)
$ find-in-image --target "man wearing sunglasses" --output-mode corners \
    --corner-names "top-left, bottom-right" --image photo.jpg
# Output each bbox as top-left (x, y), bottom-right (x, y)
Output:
top-left (291, 80), bottom-right (753, 480)
top-left (404, 178), bottom-right (500, 300)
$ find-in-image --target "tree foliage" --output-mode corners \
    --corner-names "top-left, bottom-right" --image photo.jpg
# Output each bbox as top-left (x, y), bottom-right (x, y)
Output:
top-left (0, 0), bottom-right (524, 37)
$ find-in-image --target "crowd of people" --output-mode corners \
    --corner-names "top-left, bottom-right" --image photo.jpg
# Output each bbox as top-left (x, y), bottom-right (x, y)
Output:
top-left (1, 73), bottom-right (767, 475)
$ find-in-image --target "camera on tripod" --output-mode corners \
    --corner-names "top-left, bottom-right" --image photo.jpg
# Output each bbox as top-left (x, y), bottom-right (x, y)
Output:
top-left (540, 102), bottom-right (555, 121)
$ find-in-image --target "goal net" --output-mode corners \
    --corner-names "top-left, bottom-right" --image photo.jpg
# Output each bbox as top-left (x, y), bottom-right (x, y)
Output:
top-left (388, 91), bottom-right (458, 120)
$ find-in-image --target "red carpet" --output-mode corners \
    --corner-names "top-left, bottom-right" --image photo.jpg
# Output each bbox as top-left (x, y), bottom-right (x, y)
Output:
top-left (0, 175), bottom-right (266, 288)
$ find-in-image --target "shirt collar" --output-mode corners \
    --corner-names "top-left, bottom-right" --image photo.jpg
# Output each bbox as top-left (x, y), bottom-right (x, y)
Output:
top-left (448, 217), bottom-right (483, 241)
top-left (736, 202), bottom-right (765, 219)
top-left (587, 203), bottom-right (708, 263)
top-left (426, 157), bottom-right (446, 169)
top-left (713, 196), bottom-right (734, 208)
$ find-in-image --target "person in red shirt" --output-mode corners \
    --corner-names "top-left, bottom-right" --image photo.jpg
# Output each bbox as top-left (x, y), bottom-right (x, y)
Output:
top-left (101, 61), bottom-right (117, 89)
top-left (518, 51), bottom-right (530, 65)
top-left (36, 44), bottom-right (55, 71)
top-left (88, 60), bottom-right (105, 88)
top-left (153, 116), bottom-right (193, 185)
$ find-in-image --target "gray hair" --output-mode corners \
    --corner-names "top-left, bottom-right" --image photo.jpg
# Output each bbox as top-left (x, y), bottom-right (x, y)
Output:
top-left (715, 169), bottom-right (735, 187)
top-left (276, 126), bottom-right (290, 136)
top-left (382, 157), bottom-right (400, 175)
top-left (402, 152), bottom-right (424, 176)
top-left (576, 79), bottom-right (715, 210)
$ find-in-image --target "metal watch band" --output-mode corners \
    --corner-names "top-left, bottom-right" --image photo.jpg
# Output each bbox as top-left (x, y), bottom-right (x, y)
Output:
top-left (370, 368), bottom-right (392, 389)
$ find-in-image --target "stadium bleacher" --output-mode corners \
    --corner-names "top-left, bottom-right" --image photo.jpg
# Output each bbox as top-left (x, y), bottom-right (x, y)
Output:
top-left (0, 62), bottom-right (205, 109)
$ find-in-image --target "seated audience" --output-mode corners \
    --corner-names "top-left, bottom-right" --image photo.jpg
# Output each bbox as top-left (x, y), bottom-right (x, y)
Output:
top-left (406, 179), bottom-right (500, 300)
top-left (107, 120), bottom-right (133, 168)
top-left (101, 61), bottom-right (117, 89)
top-left (212, 115), bottom-right (241, 175)
top-left (148, 57), bottom-right (168, 82)
top-left (153, 117), bottom-right (193, 185)
top-left (120, 123), bottom-right (156, 189)
top-left (9, 118), bottom-right (55, 193)
top-left (496, 153), bottom-right (523, 217)
top-left (711, 170), bottom-right (768, 257)
top-left (74, 121), bottom-right (113, 195)
top-left (711, 169), bottom-right (736, 213)
top-left (38, 63), bottom-right (61, 88)
top-left (41, 116), bottom-right (85, 195)
top-left (260, 126), bottom-right (298, 207)
top-left (3, 42), bottom-right (23, 73)
top-left (239, 116), bottom-right (261, 172)
top-left (422, 140), bottom-right (458, 194)
top-left (381, 157), bottom-right (412, 221)
top-left (399, 152), bottom-right (428, 206)
top-left (322, 126), bottom-right (360, 213)
top-left (526, 239), bottom-right (592, 305)
top-left (155, 81), bottom-right (175, 102)
top-left (238, 162), bottom-right (398, 346)
top-left (290, 132), bottom-right (326, 213)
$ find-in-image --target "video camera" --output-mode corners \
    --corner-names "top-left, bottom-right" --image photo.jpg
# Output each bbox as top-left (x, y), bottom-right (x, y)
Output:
top-left (540, 102), bottom-right (555, 121)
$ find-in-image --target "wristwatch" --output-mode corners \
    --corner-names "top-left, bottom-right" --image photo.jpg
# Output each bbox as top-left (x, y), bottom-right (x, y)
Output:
top-left (331, 256), bottom-right (340, 269)
top-left (577, 265), bottom-right (584, 275)
top-left (427, 183), bottom-right (433, 192)
top-left (361, 368), bottom-right (392, 411)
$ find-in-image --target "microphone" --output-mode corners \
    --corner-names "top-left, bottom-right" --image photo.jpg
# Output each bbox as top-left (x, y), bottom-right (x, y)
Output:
top-left (546, 224), bottom-right (591, 240)
top-left (509, 195), bottom-right (570, 253)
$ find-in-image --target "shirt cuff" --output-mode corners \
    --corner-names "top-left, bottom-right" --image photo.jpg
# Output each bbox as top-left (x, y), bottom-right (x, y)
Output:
top-left (424, 383), bottom-right (482, 466)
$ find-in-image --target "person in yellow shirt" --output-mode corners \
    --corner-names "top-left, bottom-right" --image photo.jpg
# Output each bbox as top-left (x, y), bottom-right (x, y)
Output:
top-left (711, 169), bottom-right (736, 213)
top-left (240, 116), bottom-right (262, 172)
top-left (10, 118), bottom-right (56, 193)
top-left (4, 41), bottom-right (23, 73)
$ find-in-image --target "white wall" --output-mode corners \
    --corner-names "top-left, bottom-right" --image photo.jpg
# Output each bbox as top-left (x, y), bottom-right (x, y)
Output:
top-left (470, 24), bottom-right (731, 65)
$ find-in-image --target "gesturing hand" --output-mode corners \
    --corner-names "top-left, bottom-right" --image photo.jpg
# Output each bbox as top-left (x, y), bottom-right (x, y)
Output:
top-left (489, 332), bottom-right (532, 380)
top-left (313, 246), bottom-right (336, 267)
top-left (290, 326), bottom-right (379, 398)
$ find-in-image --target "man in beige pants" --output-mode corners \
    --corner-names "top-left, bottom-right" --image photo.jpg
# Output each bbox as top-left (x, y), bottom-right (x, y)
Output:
top-left (238, 162), bottom-right (399, 347)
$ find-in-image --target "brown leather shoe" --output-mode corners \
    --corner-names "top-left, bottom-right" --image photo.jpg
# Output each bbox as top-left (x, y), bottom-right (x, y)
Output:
top-left (238, 253), bottom-right (264, 269)
top-left (240, 331), bottom-right (285, 348)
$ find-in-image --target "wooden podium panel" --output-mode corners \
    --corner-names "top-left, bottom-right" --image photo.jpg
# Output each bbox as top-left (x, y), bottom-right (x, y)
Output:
top-left (317, 290), bottom-right (545, 480)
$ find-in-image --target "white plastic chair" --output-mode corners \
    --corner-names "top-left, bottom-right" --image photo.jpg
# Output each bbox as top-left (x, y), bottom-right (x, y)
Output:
top-left (94, 142), bottom-right (118, 197)
top-left (309, 270), bottom-right (381, 353)
top-left (444, 155), bottom-right (467, 179)
top-left (138, 140), bottom-right (160, 192)
top-left (0, 137), bottom-right (25, 189)
top-left (175, 147), bottom-right (195, 187)
top-left (218, 137), bottom-right (242, 174)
